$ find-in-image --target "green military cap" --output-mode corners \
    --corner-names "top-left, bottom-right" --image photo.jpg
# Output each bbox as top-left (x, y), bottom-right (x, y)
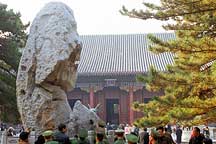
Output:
top-left (42, 130), bottom-right (53, 137)
top-left (79, 128), bottom-right (88, 138)
top-left (126, 134), bottom-right (138, 143)
top-left (98, 120), bottom-right (106, 127)
top-left (115, 129), bottom-right (124, 134)
top-left (45, 141), bottom-right (59, 144)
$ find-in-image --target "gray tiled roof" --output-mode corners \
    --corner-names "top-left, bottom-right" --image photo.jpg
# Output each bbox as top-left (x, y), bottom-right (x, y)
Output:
top-left (78, 33), bottom-right (175, 76)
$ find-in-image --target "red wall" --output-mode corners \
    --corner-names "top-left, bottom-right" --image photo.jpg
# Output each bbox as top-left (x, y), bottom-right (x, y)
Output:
top-left (67, 87), bottom-right (162, 125)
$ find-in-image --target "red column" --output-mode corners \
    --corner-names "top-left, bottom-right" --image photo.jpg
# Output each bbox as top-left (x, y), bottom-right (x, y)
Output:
top-left (89, 86), bottom-right (94, 108)
top-left (129, 86), bottom-right (134, 124)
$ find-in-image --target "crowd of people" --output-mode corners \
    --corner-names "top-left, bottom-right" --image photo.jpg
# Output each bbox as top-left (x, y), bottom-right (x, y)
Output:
top-left (16, 120), bottom-right (141, 144)
top-left (1, 121), bottom-right (215, 144)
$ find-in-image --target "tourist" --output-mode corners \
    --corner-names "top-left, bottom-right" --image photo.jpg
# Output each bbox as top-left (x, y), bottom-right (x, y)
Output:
top-left (166, 124), bottom-right (172, 134)
top-left (176, 125), bottom-right (182, 144)
top-left (7, 127), bottom-right (14, 136)
top-left (156, 126), bottom-right (173, 144)
top-left (0, 122), bottom-right (3, 131)
top-left (171, 128), bottom-right (176, 142)
top-left (106, 122), bottom-right (112, 131)
top-left (124, 124), bottom-right (131, 135)
top-left (203, 135), bottom-right (213, 144)
top-left (35, 134), bottom-right (45, 144)
top-left (53, 123), bottom-right (71, 144)
top-left (149, 129), bottom-right (158, 144)
top-left (43, 130), bottom-right (59, 144)
top-left (189, 127), bottom-right (204, 144)
top-left (164, 127), bottom-right (175, 144)
top-left (203, 126), bottom-right (210, 137)
top-left (132, 124), bottom-right (139, 137)
top-left (114, 129), bottom-right (125, 144)
top-left (18, 131), bottom-right (30, 144)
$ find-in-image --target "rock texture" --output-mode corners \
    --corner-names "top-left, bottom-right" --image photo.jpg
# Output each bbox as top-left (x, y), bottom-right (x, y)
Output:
top-left (67, 101), bottom-right (99, 136)
top-left (16, 2), bottom-right (98, 134)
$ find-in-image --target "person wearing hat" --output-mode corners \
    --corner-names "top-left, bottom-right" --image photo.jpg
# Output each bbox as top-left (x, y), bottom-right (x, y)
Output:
top-left (77, 128), bottom-right (90, 144)
top-left (43, 130), bottom-right (59, 144)
top-left (149, 129), bottom-right (159, 144)
top-left (18, 131), bottom-right (30, 144)
top-left (98, 120), bottom-right (106, 128)
top-left (95, 127), bottom-right (110, 144)
top-left (96, 127), bottom-right (105, 144)
top-left (114, 129), bottom-right (125, 144)
top-left (126, 134), bottom-right (139, 144)
top-left (97, 120), bottom-right (109, 144)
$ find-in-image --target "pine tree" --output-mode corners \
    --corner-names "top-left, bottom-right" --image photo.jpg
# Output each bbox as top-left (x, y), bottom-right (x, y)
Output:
top-left (0, 3), bottom-right (28, 122)
top-left (121, 0), bottom-right (216, 127)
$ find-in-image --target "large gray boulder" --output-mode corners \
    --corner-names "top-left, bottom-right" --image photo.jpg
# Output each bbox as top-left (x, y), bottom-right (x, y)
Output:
top-left (16, 2), bottom-right (98, 135)
top-left (67, 101), bottom-right (99, 136)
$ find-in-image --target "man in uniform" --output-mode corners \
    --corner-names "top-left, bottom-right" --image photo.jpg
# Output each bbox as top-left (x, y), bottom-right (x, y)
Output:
top-left (97, 120), bottom-right (109, 144)
top-left (77, 128), bottom-right (90, 144)
top-left (43, 130), bottom-right (59, 144)
top-left (126, 134), bottom-right (139, 144)
top-left (114, 129), bottom-right (125, 144)
top-left (98, 120), bottom-right (106, 128)
top-left (96, 127), bottom-right (106, 144)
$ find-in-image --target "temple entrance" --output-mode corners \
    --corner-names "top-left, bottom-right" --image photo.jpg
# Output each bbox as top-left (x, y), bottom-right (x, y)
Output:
top-left (106, 99), bottom-right (119, 124)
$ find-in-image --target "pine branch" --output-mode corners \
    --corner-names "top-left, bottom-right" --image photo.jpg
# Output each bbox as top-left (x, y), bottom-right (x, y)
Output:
top-left (121, 7), bottom-right (216, 20)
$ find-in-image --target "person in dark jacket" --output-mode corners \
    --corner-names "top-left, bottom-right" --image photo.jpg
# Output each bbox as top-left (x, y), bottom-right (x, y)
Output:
top-left (53, 124), bottom-right (71, 144)
top-left (156, 126), bottom-right (172, 144)
top-left (203, 135), bottom-right (213, 144)
top-left (35, 134), bottom-right (45, 144)
top-left (189, 127), bottom-right (204, 144)
top-left (164, 128), bottom-right (175, 144)
top-left (18, 131), bottom-right (30, 144)
top-left (176, 126), bottom-right (182, 144)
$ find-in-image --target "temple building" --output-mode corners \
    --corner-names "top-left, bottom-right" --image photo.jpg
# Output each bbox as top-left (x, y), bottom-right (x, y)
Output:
top-left (67, 33), bottom-right (175, 124)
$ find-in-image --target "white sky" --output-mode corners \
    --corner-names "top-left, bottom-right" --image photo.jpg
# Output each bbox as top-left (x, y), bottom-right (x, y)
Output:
top-left (1, 0), bottom-right (168, 35)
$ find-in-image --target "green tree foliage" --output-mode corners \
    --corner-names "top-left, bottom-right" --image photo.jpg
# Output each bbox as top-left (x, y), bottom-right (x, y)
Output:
top-left (121, 0), bottom-right (216, 127)
top-left (0, 3), bottom-right (27, 122)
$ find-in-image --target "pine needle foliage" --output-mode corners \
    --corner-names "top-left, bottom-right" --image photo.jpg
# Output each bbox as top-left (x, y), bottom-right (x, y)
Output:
top-left (121, 0), bottom-right (216, 127)
top-left (0, 3), bottom-right (28, 123)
